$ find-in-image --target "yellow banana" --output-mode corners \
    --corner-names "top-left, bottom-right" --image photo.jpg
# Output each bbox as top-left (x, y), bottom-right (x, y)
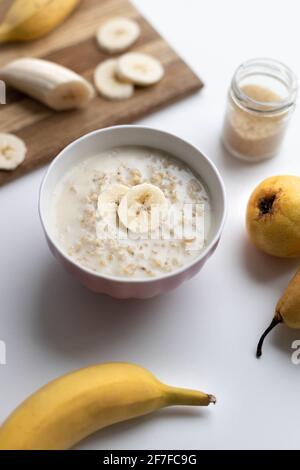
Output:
top-left (0, 362), bottom-right (216, 450)
top-left (0, 0), bottom-right (81, 43)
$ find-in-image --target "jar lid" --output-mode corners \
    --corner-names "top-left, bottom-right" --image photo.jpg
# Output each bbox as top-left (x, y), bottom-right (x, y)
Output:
top-left (231, 58), bottom-right (298, 114)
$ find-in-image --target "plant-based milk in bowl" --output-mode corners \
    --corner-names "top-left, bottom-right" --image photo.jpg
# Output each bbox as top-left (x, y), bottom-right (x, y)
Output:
top-left (39, 126), bottom-right (226, 298)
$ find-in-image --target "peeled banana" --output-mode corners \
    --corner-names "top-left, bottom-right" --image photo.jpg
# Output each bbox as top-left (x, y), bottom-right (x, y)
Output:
top-left (0, 362), bottom-right (216, 450)
top-left (0, 0), bottom-right (81, 43)
top-left (0, 58), bottom-right (95, 110)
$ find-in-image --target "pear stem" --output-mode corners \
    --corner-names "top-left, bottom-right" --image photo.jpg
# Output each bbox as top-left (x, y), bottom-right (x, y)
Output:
top-left (256, 317), bottom-right (282, 358)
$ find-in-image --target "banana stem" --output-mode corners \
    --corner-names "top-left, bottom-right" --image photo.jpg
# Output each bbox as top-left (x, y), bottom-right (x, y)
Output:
top-left (256, 316), bottom-right (282, 358)
top-left (163, 385), bottom-right (216, 407)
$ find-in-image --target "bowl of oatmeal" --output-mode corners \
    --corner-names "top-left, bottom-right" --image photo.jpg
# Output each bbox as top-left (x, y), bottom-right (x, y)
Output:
top-left (39, 126), bottom-right (226, 298)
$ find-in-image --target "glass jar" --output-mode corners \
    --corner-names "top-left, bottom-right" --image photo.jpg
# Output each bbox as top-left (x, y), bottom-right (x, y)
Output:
top-left (222, 58), bottom-right (298, 162)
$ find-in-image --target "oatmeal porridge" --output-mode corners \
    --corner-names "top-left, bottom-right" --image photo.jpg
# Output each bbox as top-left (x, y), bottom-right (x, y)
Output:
top-left (51, 146), bottom-right (211, 279)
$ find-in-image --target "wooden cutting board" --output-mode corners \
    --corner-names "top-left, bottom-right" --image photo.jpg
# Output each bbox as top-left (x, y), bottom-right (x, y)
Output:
top-left (0, 0), bottom-right (203, 186)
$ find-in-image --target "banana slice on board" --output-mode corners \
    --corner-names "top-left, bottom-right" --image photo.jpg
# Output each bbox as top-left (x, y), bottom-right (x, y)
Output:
top-left (0, 133), bottom-right (27, 170)
top-left (96, 17), bottom-right (140, 53)
top-left (118, 183), bottom-right (167, 233)
top-left (0, 58), bottom-right (95, 111)
top-left (116, 52), bottom-right (164, 87)
top-left (94, 59), bottom-right (134, 100)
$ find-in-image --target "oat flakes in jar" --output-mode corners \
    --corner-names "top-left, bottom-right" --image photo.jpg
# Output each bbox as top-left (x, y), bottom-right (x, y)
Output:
top-left (222, 58), bottom-right (298, 162)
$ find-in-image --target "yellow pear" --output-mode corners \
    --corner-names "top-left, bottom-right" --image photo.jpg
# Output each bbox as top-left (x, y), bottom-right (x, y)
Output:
top-left (257, 267), bottom-right (300, 357)
top-left (246, 176), bottom-right (300, 257)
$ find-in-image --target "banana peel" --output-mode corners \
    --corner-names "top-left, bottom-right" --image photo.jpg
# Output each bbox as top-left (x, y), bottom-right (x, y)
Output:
top-left (0, 0), bottom-right (80, 43)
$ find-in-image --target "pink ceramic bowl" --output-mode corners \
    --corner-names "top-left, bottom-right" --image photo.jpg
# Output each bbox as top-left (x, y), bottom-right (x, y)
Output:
top-left (39, 126), bottom-right (226, 299)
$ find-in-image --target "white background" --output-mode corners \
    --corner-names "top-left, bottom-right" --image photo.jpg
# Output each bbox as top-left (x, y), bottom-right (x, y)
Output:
top-left (1, 0), bottom-right (300, 450)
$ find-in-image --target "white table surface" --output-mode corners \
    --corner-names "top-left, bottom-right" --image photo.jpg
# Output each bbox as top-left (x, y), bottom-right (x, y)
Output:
top-left (1, 0), bottom-right (300, 451)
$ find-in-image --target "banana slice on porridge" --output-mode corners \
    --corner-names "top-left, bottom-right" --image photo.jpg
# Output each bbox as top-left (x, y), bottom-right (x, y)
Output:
top-left (98, 184), bottom-right (130, 217)
top-left (118, 183), bottom-right (167, 233)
